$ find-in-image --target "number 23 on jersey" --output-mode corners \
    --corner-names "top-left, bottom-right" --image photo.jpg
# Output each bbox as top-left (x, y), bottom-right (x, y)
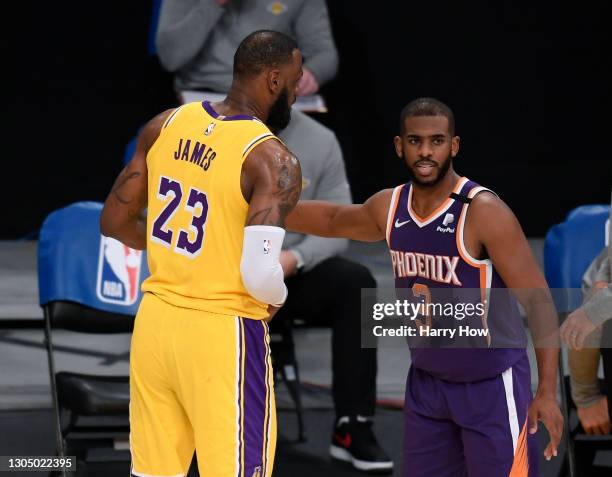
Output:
top-left (151, 176), bottom-right (209, 259)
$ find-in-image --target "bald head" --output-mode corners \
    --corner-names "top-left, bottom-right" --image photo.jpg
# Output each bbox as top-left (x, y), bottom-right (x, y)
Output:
top-left (233, 30), bottom-right (299, 79)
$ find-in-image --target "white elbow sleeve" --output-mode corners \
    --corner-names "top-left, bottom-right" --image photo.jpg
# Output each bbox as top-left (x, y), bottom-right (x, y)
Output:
top-left (240, 225), bottom-right (288, 306)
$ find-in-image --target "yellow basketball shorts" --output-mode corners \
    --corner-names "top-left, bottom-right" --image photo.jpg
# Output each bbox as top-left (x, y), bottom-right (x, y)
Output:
top-left (129, 293), bottom-right (276, 477)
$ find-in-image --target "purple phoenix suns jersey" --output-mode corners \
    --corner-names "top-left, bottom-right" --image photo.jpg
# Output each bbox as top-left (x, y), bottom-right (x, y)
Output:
top-left (386, 177), bottom-right (527, 382)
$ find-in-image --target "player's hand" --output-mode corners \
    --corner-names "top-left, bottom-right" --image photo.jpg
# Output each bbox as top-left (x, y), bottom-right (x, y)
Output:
top-left (577, 396), bottom-right (610, 435)
top-left (279, 250), bottom-right (298, 278)
top-left (265, 304), bottom-right (282, 323)
top-left (528, 392), bottom-right (563, 461)
top-left (560, 308), bottom-right (598, 351)
top-left (296, 67), bottom-right (319, 96)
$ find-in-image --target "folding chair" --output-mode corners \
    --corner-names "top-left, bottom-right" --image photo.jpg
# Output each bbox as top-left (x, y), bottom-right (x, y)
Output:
top-left (544, 203), bottom-right (611, 476)
top-left (268, 317), bottom-right (306, 442)
top-left (38, 201), bottom-right (148, 476)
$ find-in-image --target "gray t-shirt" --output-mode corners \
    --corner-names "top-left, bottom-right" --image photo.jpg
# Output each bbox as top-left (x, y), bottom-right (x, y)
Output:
top-left (156, 0), bottom-right (339, 92)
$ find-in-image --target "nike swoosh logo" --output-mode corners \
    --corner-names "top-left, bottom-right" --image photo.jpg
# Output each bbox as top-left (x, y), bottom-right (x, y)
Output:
top-left (395, 218), bottom-right (411, 228)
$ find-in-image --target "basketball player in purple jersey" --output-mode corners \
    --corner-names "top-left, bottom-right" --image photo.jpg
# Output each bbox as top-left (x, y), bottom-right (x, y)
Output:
top-left (286, 98), bottom-right (563, 476)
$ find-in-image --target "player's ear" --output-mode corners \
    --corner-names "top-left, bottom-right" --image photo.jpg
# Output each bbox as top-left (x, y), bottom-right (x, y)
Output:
top-left (267, 69), bottom-right (281, 94)
top-left (393, 136), bottom-right (403, 158)
top-left (451, 135), bottom-right (460, 158)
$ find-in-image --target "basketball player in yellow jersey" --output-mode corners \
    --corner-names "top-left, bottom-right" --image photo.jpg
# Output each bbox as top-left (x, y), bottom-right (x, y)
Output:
top-left (100, 31), bottom-right (303, 477)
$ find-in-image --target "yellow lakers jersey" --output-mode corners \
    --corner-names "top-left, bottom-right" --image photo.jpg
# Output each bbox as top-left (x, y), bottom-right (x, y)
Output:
top-left (141, 101), bottom-right (279, 319)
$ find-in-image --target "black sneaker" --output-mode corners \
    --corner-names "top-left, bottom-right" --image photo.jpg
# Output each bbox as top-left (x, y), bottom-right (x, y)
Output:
top-left (330, 415), bottom-right (394, 474)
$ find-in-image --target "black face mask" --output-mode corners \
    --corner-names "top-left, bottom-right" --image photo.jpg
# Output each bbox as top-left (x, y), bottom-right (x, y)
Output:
top-left (266, 88), bottom-right (291, 134)
top-left (405, 153), bottom-right (453, 187)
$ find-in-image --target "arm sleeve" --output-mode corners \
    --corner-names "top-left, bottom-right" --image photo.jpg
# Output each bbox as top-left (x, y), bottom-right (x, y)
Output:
top-left (240, 225), bottom-right (288, 306)
top-left (571, 249), bottom-right (607, 407)
top-left (156, 0), bottom-right (225, 72)
top-left (582, 249), bottom-right (609, 293)
top-left (583, 285), bottom-right (612, 326)
top-left (569, 347), bottom-right (605, 408)
top-left (292, 0), bottom-right (339, 85)
top-left (290, 137), bottom-right (352, 271)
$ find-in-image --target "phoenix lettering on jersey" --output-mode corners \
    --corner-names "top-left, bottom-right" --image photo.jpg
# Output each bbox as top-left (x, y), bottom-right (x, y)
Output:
top-left (173, 138), bottom-right (217, 171)
top-left (389, 251), bottom-right (462, 285)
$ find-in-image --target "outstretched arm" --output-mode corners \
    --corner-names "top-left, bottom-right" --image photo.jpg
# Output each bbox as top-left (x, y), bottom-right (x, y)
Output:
top-left (100, 109), bottom-right (173, 249)
top-left (285, 189), bottom-right (392, 242)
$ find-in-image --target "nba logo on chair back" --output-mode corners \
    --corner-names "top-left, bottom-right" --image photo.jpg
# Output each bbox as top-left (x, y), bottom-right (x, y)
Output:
top-left (96, 235), bottom-right (142, 305)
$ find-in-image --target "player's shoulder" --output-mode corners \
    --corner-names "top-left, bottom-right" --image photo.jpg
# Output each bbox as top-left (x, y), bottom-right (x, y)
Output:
top-left (243, 138), bottom-right (301, 188)
top-left (154, 102), bottom-right (207, 133)
top-left (365, 188), bottom-right (395, 213)
top-left (470, 188), bottom-right (506, 209)
top-left (251, 137), bottom-right (299, 165)
top-left (148, 108), bottom-right (177, 130)
top-left (468, 187), bottom-right (517, 225)
top-left (371, 187), bottom-right (395, 202)
top-left (133, 108), bottom-right (177, 154)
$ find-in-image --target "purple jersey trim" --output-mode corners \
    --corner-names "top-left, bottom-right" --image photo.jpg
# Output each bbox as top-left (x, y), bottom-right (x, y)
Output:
top-left (202, 101), bottom-right (257, 121)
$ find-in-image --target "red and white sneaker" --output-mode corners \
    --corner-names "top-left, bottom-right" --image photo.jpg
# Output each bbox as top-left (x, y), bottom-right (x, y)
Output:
top-left (330, 415), bottom-right (394, 474)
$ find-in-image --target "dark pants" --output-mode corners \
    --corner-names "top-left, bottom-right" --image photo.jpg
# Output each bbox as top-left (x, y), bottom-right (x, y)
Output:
top-left (601, 319), bottom-right (612, 420)
top-left (274, 256), bottom-right (377, 417)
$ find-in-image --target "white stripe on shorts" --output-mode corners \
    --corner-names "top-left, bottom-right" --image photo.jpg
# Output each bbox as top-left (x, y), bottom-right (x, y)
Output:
top-left (235, 316), bottom-right (242, 477)
top-left (502, 366), bottom-right (520, 454)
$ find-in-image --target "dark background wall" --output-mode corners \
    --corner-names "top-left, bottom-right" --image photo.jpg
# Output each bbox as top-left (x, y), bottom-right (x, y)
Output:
top-left (3, 1), bottom-right (609, 239)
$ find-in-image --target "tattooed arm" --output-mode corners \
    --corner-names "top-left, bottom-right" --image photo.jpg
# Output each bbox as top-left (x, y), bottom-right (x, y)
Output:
top-left (240, 139), bottom-right (302, 226)
top-left (239, 139), bottom-right (301, 315)
top-left (100, 110), bottom-right (173, 249)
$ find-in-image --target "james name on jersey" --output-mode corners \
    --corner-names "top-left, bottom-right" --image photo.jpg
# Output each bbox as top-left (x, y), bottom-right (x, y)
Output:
top-left (389, 250), bottom-right (462, 285)
top-left (173, 138), bottom-right (217, 172)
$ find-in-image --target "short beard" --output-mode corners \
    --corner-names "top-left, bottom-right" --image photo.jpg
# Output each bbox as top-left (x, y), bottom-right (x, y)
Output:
top-left (405, 153), bottom-right (453, 187)
top-left (266, 88), bottom-right (291, 134)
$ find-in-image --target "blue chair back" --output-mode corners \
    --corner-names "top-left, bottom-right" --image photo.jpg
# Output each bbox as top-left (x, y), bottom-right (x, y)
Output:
top-left (543, 204), bottom-right (609, 313)
top-left (38, 202), bottom-right (149, 316)
top-left (148, 0), bottom-right (163, 56)
top-left (123, 136), bottom-right (138, 165)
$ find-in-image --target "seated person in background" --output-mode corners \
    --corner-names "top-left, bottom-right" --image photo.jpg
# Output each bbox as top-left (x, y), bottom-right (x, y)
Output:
top-left (157, 3), bottom-right (394, 472)
top-left (155, 0), bottom-right (339, 159)
top-left (156, 0), bottom-right (338, 100)
top-left (562, 202), bottom-right (612, 433)
top-left (567, 248), bottom-right (611, 434)
top-left (275, 115), bottom-right (393, 473)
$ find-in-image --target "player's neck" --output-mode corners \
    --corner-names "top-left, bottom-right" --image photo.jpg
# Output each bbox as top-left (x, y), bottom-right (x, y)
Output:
top-left (218, 85), bottom-right (266, 121)
top-left (410, 171), bottom-right (461, 217)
